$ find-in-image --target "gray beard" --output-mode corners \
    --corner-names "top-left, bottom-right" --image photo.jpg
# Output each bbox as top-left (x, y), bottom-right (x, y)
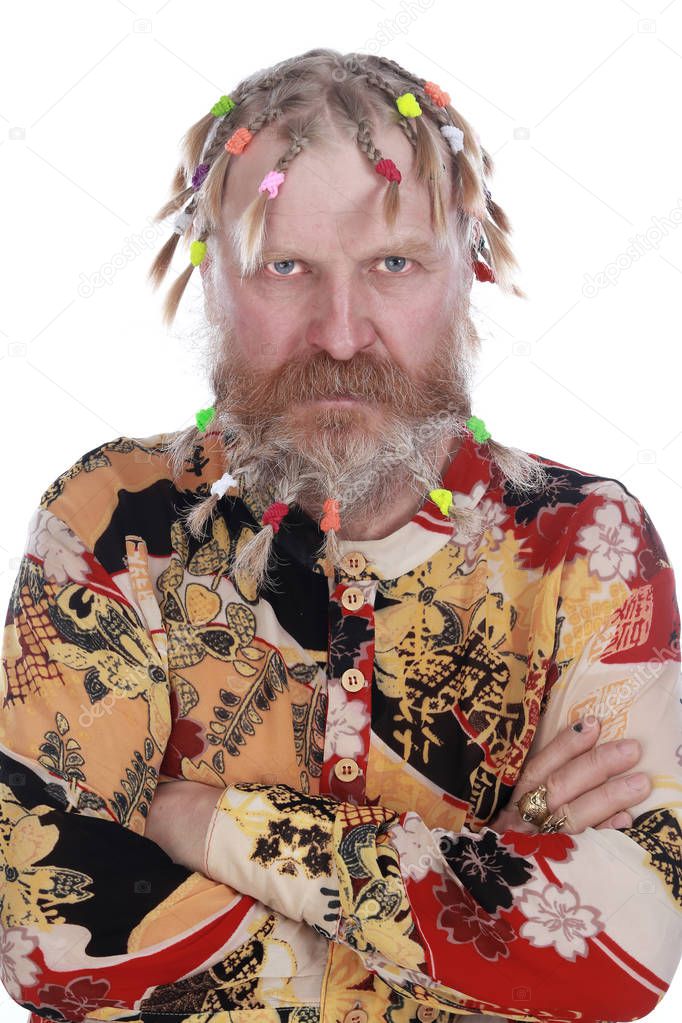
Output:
top-left (229, 405), bottom-right (470, 532)
top-left (192, 294), bottom-right (478, 531)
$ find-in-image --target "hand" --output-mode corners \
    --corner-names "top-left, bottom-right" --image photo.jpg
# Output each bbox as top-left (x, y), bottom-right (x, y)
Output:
top-left (487, 716), bottom-right (652, 836)
top-left (145, 779), bottom-right (222, 874)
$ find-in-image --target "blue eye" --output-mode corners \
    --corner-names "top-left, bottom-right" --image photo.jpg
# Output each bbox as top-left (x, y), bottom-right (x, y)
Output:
top-left (382, 256), bottom-right (409, 273)
top-left (271, 259), bottom-right (297, 275)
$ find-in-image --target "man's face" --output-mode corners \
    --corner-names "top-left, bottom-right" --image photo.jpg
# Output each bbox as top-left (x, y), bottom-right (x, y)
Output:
top-left (200, 117), bottom-right (474, 518)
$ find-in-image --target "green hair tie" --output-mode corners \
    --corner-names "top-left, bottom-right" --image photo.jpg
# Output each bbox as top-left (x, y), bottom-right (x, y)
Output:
top-left (466, 415), bottom-right (491, 444)
top-left (190, 240), bottom-right (207, 266)
top-left (211, 95), bottom-right (236, 117)
top-left (396, 92), bottom-right (422, 118)
top-left (429, 488), bottom-right (453, 516)
top-left (195, 406), bottom-right (216, 432)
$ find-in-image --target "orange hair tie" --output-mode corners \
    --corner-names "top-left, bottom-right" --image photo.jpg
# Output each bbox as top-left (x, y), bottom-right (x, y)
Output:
top-left (320, 498), bottom-right (341, 533)
top-left (424, 81), bottom-right (451, 107)
top-left (225, 127), bottom-right (253, 154)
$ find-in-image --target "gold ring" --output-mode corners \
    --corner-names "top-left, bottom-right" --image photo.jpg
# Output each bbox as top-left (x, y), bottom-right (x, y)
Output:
top-left (515, 783), bottom-right (568, 833)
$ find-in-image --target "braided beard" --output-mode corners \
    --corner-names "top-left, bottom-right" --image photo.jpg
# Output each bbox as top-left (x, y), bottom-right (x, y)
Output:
top-left (199, 301), bottom-right (476, 535)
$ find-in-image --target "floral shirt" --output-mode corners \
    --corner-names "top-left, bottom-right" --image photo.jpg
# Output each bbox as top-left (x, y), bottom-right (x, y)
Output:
top-left (1, 426), bottom-right (681, 1023)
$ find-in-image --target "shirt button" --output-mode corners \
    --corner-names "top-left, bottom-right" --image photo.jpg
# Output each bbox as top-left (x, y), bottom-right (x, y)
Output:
top-left (341, 585), bottom-right (365, 611)
top-left (340, 551), bottom-right (367, 577)
top-left (416, 1008), bottom-right (439, 1022)
top-left (341, 668), bottom-right (366, 693)
top-left (334, 757), bottom-right (360, 782)
top-left (343, 1011), bottom-right (368, 1023)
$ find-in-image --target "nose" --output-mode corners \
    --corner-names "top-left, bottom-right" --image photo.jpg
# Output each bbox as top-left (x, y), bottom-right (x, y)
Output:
top-left (304, 274), bottom-right (377, 359)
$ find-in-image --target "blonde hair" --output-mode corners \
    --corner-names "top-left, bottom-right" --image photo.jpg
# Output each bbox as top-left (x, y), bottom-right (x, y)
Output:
top-left (148, 47), bottom-right (551, 590)
top-left (148, 47), bottom-right (524, 326)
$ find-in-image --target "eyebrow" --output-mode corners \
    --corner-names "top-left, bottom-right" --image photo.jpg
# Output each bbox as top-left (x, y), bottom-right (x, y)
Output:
top-left (259, 233), bottom-right (441, 263)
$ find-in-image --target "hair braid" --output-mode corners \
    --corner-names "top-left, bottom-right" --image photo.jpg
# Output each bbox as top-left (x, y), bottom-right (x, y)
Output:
top-left (358, 67), bottom-right (452, 235)
top-left (354, 115), bottom-right (401, 227)
top-left (373, 54), bottom-right (511, 270)
top-left (355, 117), bottom-right (382, 165)
top-left (199, 102), bottom-right (285, 221)
top-left (150, 46), bottom-right (527, 332)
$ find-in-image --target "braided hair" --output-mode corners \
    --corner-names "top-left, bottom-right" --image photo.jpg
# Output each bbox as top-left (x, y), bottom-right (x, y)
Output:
top-left (148, 47), bottom-right (522, 324)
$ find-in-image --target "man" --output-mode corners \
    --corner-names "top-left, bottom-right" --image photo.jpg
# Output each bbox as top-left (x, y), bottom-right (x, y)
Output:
top-left (1, 48), bottom-right (681, 1023)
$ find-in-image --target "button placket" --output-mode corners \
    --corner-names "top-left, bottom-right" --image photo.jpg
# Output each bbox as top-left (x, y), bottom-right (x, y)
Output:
top-left (321, 580), bottom-right (376, 804)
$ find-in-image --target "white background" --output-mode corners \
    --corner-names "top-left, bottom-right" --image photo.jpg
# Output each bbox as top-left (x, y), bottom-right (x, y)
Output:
top-left (1, 1), bottom-right (681, 1020)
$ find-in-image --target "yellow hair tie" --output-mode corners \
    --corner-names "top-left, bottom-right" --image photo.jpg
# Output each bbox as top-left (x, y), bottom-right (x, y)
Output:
top-left (396, 92), bottom-right (422, 118)
top-left (190, 240), bottom-right (207, 266)
top-left (429, 488), bottom-right (453, 516)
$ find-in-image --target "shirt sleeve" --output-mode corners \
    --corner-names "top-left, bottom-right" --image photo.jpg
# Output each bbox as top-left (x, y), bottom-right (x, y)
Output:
top-left (0, 506), bottom-right (328, 1021)
top-left (203, 486), bottom-right (682, 1022)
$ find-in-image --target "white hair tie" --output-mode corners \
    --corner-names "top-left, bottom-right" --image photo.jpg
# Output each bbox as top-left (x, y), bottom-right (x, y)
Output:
top-left (173, 210), bottom-right (194, 236)
top-left (440, 124), bottom-right (465, 155)
top-left (210, 471), bottom-right (239, 498)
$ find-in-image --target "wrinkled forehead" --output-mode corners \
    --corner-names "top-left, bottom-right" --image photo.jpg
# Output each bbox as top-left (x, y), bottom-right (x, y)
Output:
top-left (218, 120), bottom-right (452, 257)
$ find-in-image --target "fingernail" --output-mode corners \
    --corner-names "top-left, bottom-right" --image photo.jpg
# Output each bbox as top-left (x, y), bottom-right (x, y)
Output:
top-left (583, 714), bottom-right (599, 728)
top-left (612, 812), bottom-right (631, 829)
top-left (626, 773), bottom-right (649, 791)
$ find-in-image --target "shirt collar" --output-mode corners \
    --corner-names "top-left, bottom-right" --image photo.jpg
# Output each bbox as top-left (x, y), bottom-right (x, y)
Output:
top-left (204, 428), bottom-right (493, 582)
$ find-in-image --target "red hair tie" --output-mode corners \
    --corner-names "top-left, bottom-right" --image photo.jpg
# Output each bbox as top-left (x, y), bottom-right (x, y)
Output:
top-left (262, 501), bottom-right (289, 533)
top-left (473, 260), bottom-right (495, 283)
top-left (375, 158), bottom-right (401, 184)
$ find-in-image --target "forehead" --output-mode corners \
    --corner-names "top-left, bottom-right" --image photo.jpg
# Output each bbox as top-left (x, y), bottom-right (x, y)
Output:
top-left (220, 119), bottom-right (447, 256)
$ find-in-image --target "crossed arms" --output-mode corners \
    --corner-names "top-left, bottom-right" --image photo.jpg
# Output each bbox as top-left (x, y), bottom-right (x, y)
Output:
top-left (1, 488), bottom-right (681, 1022)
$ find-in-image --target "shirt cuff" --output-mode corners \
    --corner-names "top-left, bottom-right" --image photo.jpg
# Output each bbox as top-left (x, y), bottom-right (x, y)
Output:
top-left (202, 781), bottom-right (343, 940)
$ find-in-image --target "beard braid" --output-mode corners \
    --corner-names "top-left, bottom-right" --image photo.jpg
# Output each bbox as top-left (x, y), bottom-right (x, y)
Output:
top-left (192, 287), bottom-right (483, 591)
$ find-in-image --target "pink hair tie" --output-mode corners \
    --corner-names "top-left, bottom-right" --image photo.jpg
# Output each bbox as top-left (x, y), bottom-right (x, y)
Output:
top-left (258, 170), bottom-right (285, 198)
top-left (375, 158), bottom-right (401, 184)
top-left (262, 501), bottom-right (289, 533)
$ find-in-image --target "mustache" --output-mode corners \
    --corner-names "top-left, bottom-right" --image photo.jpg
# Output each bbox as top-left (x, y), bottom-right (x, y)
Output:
top-left (268, 351), bottom-right (416, 402)
top-left (211, 341), bottom-right (461, 423)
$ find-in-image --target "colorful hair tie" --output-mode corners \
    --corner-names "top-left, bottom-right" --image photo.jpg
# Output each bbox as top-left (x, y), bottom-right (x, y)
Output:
top-left (466, 415), bottom-right (491, 443)
top-left (258, 170), bottom-right (285, 198)
top-left (320, 498), bottom-right (340, 533)
top-left (441, 125), bottom-right (465, 155)
top-left (210, 472), bottom-right (239, 499)
top-left (191, 163), bottom-right (210, 190)
top-left (429, 416), bottom-right (492, 514)
top-left (262, 501), bottom-right (290, 533)
top-left (226, 127), bottom-right (253, 154)
top-left (396, 92), bottom-right (422, 118)
top-left (190, 240), bottom-right (207, 266)
top-left (211, 95), bottom-right (236, 117)
top-left (195, 405), bottom-right (216, 432)
top-left (473, 260), bottom-right (495, 284)
top-left (375, 158), bottom-right (401, 183)
top-left (424, 81), bottom-right (451, 107)
top-left (429, 488), bottom-right (453, 516)
top-left (173, 210), bottom-right (193, 236)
